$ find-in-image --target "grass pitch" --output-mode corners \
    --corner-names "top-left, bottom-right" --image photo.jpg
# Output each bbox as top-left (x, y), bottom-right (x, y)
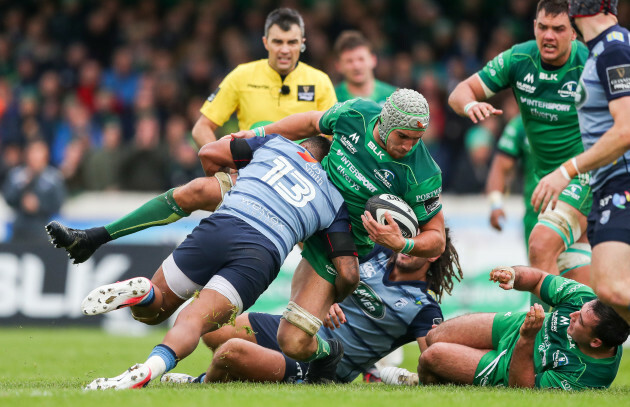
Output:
top-left (1, 327), bottom-right (629, 407)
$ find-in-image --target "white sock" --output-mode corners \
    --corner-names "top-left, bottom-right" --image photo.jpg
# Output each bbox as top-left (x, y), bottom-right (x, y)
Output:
top-left (144, 355), bottom-right (167, 379)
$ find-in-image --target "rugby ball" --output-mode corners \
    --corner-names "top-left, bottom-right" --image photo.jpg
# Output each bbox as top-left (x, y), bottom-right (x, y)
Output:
top-left (365, 194), bottom-right (419, 238)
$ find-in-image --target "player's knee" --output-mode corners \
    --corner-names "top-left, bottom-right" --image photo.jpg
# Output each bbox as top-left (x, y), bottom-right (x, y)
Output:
top-left (174, 178), bottom-right (208, 212)
top-left (528, 232), bottom-right (562, 267)
top-left (419, 343), bottom-right (444, 371)
top-left (594, 283), bottom-right (630, 309)
top-left (212, 339), bottom-right (247, 367)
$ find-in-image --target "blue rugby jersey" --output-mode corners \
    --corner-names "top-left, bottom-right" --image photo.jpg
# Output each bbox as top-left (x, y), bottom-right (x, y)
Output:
top-left (576, 25), bottom-right (630, 191)
top-left (319, 246), bottom-right (443, 382)
top-left (216, 135), bottom-right (348, 260)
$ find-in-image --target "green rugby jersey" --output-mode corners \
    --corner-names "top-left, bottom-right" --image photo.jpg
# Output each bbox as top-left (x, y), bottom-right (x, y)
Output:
top-left (319, 98), bottom-right (442, 255)
top-left (533, 276), bottom-right (622, 390)
top-left (335, 79), bottom-right (397, 106)
top-left (478, 40), bottom-right (588, 177)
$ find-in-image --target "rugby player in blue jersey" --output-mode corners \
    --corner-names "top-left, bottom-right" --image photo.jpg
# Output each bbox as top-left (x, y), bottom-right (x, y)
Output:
top-left (533, 0), bottom-right (630, 323)
top-left (81, 134), bottom-right (359, 390)
top-left (159, 229), bottom-right (461, 384)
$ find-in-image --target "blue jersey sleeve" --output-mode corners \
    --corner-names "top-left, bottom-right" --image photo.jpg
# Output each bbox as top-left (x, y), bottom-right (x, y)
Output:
top-left (595, 41), bottom-right (630, 101)
top-left (408, 303), bottom-right (443, 339)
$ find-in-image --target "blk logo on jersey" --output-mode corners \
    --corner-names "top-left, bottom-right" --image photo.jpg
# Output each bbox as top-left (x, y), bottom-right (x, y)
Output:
top-left (297, 85), bottom-right (315, 101)
top-left (539, 72), bottom-right (558, 81)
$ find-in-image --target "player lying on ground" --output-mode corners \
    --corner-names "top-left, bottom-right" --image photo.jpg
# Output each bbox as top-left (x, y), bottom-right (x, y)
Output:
top-left (81, 134), bottom-right (359, 389)
top-left (382, 265), bottom-right (629, 390)
top-left (159, 232), bottom-right (461, 384)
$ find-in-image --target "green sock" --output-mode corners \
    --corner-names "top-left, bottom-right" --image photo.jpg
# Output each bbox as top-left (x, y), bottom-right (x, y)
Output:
top-left (303, 335), bottom-right (331, 362)
top-left (104, 188), bottom-right (190, 240)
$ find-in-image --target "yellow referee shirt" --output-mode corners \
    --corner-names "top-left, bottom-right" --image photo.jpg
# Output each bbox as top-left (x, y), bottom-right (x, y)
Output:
top-left (200, 59), bottom-right (337, 130)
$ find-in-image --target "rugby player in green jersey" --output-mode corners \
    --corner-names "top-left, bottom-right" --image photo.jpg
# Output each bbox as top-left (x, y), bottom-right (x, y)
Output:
top-left (450, 0), bottom-right (591, 286)
top-left (384, 266), bottom-right (629, 390)
top-left (333, 30), bottom-right (397, 106)
top-left (234, 88), bottom-right (446, 380)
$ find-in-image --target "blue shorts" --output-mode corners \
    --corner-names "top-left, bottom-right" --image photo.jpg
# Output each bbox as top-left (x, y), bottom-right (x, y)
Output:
top-left (587, 174), bottom-right (630, 246)
top-left (248, 312), bottom-right (308, 383)
top-left (172, 214), bottom-right (281, 311)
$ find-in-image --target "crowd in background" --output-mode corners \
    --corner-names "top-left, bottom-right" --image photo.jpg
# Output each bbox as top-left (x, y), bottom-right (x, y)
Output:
top-left (1, 0), bottom-right (629, 198)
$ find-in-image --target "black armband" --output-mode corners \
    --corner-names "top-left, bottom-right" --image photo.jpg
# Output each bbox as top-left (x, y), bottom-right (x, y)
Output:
top-left (230, 138), bottom-right (253, 170)
top-left (324, 232), bottom-right (358, 259)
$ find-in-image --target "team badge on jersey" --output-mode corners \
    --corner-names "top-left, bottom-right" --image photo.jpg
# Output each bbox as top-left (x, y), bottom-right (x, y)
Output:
top-left (297, 85), bottom-right (315, 101)
top-left (606, 64), bottom-right (630, 95)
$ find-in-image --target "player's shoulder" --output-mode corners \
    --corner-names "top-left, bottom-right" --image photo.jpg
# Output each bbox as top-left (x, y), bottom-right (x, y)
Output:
top-left (346, 97), bottom-right (382, 114)
top-left (599, 25), bottom-right (630, 53)
top-left (328, 97), bottom-right (381, 118)
top-left (510, 40), bottom-right (540, 60)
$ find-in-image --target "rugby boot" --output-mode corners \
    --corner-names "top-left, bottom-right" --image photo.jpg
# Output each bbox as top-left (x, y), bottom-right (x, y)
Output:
top-left (303, 339), bottom-right (344, 384)
top-left (161, 372), bottom-right (202, 384)
top-left (380, 367), bottom-right (419, 386)
top-left (45, 221), bottom-right (99, 264)
top-left (362, 366), bottom-right (382, 383)
top-left (84, 364), bottom-right (152, 390)
top-left (81, 277), bottom-right (153, 316)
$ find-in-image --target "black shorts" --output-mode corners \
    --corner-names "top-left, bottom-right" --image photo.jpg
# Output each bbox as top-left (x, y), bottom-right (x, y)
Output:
top-left (248, 312), bottom-right (308, 383)
top-left (587, 174), bottom-right (630, 246)
top-left (172, 214), bottom-right (281, 311)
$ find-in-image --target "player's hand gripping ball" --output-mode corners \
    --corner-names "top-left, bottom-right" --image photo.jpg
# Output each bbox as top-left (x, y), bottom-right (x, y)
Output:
top-left (365, 194), bottom-right (419, 238)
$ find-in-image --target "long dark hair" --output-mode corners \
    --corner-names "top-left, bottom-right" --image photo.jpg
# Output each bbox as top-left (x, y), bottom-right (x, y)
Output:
top-left (426, 227), bottom-right (463, 303)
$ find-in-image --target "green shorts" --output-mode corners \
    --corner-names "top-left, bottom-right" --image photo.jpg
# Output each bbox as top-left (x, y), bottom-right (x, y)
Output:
top-left (301, 235), bottom-right (339, 285)
top-left (533, 174), bottom-right (592, 216)
top-left (473, 311), bottom-right (526, 386)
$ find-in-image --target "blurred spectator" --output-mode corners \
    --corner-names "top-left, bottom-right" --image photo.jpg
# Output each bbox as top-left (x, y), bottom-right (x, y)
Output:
top-left (2, 139), bottom-right (65, 243)
top-left (119, 115), bottom-right (169, 192)
top-left (451, 116), bottom-right (499, 193)
top-left (0, 142), bottom-right (22, 186)
top-left (102, 47), bottom-right (140, 111)
top-left (333, 30), bottom-right (397, 105)
top-left (83, 120), bottom-right (123, 191)
top-left (52, 97), bottom-right (101, 167)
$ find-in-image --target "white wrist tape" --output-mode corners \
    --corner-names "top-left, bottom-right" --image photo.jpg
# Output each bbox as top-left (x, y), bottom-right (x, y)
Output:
top-left (494, 266), bottom-right (516, 289)
top-left (559, 165), bottom-right (571, 181)
top-left (571, 157), bottom-right (581, 175)
top-left (488, 190), bottom-right (504, 210)
top-left (464, 101), bottom-right (480, 114)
